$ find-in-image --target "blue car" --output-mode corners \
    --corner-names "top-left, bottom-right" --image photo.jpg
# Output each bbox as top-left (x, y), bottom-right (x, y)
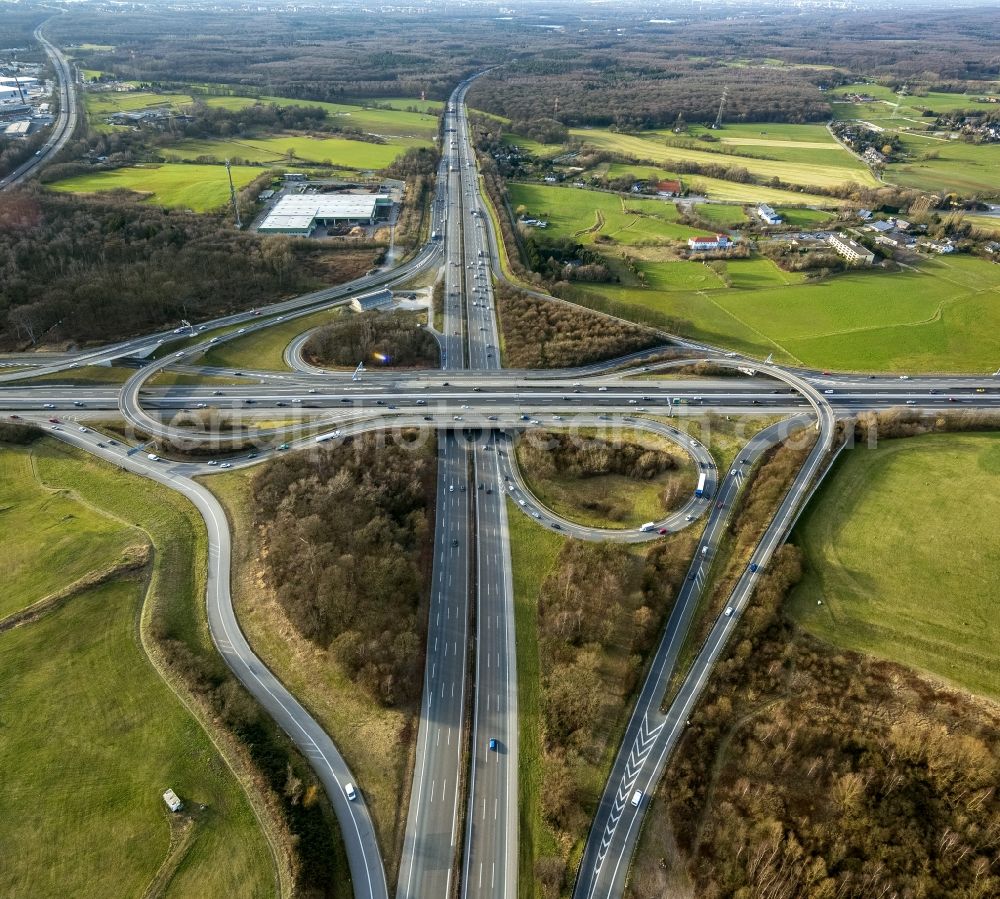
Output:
top-left (749, 562), bottom-right (759, 573)
top-left (488, 738), bottom-right (498, 752)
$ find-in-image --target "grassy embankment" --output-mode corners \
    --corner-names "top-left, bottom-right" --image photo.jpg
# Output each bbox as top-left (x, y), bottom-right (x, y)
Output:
top-left (508, 503), bottom-right (566, 899)
top-left (789, 432), bottom-right (1000, 698)
top-left (0, 439), bottom-right (278, 899)
top-left (198, 307), bottom-right (345, 371)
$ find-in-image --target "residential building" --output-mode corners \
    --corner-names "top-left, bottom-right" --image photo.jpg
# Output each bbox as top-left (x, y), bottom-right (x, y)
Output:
top-left (827, 233), bottom-right (875, 265)
top-left (687, 234), bottom-right (732, 251)
top-left (655, 179), bottom-right (682, 197)
top-left (756, 203), bottom-right (782, 225)
top-left (918, 238), bottom-right (955, 254)
top-left (867, 219), bottom-right (894, 234)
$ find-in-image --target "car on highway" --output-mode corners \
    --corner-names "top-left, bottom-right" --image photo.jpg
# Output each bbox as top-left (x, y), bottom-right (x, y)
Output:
top-left (631, 790), bottom-right (642, 807)
top-left (488, 738), bottom-right (498, 752)
top-left (344, 783), bottom-right (357, 801)
top-left (451, 538), bottom-right (459, 547)
top-left (724, 607), bottom-right (734, 617)
top-left (658, 528), bottom-right (668, 535)
top-left (44, 403), bottom-right (55, 409)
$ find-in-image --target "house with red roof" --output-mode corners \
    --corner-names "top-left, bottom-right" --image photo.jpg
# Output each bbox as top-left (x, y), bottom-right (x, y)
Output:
top-left (687, 234), bottom-right (731, 251)
top-left (655, 179), bottom-right (682, 197)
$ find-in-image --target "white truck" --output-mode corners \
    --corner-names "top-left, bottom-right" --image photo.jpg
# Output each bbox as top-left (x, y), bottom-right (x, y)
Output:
top-left (639, 522), bottom-right (656, 532)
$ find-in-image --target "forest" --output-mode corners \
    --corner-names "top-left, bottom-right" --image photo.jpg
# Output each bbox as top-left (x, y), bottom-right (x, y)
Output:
top-left (303, 310), bottom-right (439, 369)
top-left (0, 189), bottom-right (375, 349)
top-left (251, 434), bottom-right (435, 708)
top-left (495, 284), bottom-right (662, 369)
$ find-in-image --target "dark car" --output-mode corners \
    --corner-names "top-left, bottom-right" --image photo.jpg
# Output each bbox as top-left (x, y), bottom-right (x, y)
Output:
top-left (451, 539), bottom-right (459, 547)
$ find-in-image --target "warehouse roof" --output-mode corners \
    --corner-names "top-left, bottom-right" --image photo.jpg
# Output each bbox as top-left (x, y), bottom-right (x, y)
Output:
top-left (259, 193), bottom-right (379, 231)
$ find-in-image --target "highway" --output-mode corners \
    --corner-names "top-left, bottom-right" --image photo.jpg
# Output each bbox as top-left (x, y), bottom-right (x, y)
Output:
top-left (0, 16), bottom-right (78, 192)
top-left (397, 85), bottom-right (473, 899)
top-left (451, 77), bottom-right (520, 899)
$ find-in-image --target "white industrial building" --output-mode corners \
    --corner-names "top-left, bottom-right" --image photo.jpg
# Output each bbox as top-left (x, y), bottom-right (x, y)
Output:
top-left (258, 193), bottom-right (391, 236)
top-left (350, 288), bottom-right (393, 312)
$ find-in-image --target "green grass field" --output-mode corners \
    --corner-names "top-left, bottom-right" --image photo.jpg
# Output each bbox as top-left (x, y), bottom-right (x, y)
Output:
top-left (967, 215), bottom-right (1000, 236)
top-left (885, 132), bottom-right (1000, 197)
top-left (0, 439), bottom-right (275, 898)
top-left (162, 133), bottom-right (427, 169)
top-left (502, 132), bottom-right (565, 158)
top-left (509, 183), bottom-right (710, 244)
top-left (829, 82), bottom-right (996, 127)
top-left (588, 254), bottom-right (1000, 371)
top-left (597, 162), bottom-right (844, 207)
top-left (0, 447), bottom-right (143, 618)
top-left (507, 501), bottom-right (566, 899)
top-left (14, 365), bottom-right (134, 386)
top-left (202, 95), bottom-right (441, 138)
top-left (660, 122), bottom-right (861, 170)
top-left (690, 203), bottom-right (748, 227)
top-left (199, 307), bottom-right (344, 371)
top-left (774, 206), bottom-right (835, 227)
top-left (789, 433), bottom-right (1000, 698)
top-left (49, 163), bottom-right (262, 211)
top-left (84, 90), bottom-right (194, 120)
top-left (571, 127), bottom-right (879, 190)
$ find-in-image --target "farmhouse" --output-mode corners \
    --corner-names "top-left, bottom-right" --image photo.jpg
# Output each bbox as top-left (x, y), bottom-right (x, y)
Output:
top-left (258, 193), bottom-right (390, 236)
top-left (655, 179), bottom-right (682, 197)
top-left (756, 204), bottom-right (782, 225)
top-left (827, 233), bottom-right (875, 265)
top-left (687, 234), bottom-right (731, 251)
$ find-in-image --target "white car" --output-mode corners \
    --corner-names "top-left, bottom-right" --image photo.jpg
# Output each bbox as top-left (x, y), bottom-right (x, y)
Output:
top-left (724, 607), bottom-right (734, 617)
top-left (344, 783), bottom-right (357, 801)
top-left (78, 426), bottom-right (89, 432)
